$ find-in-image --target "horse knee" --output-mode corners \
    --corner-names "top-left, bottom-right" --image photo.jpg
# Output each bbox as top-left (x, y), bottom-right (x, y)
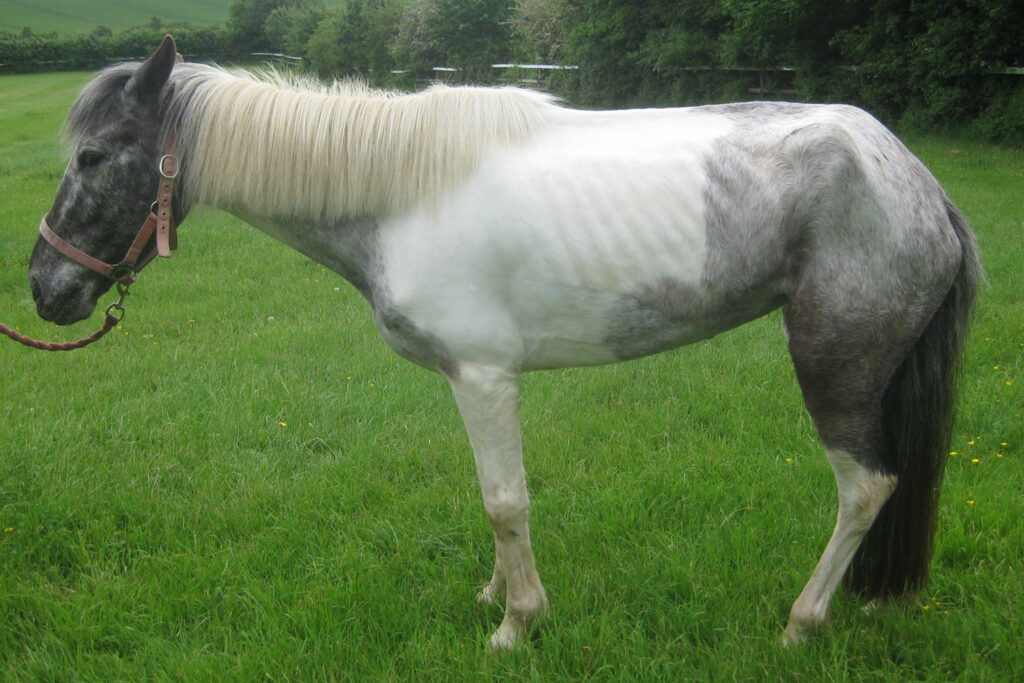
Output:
top-left (483, 489), bottom-right (529, 538)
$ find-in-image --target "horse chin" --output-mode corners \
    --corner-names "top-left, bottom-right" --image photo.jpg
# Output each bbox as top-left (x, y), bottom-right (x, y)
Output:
top-left (35, 295), bottom-right (97, 326)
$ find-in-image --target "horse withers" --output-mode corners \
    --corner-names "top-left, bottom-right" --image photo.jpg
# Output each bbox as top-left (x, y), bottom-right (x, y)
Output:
top-left (27, 37), bottom-right (979, 648)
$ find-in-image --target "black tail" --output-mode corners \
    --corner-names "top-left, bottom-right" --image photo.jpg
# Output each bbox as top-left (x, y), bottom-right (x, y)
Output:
top-left (846, 199), bottom-right (981, 599)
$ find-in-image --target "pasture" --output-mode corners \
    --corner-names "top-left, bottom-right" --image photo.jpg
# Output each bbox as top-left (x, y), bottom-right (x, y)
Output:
top-left (0, 0), bottom-right (230, 35)
top-left (1, 70), bottom-right (1022, 680)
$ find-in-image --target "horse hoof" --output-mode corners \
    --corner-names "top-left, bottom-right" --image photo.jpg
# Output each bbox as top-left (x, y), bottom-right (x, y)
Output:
top-left (781, 624), bottom-right (805, 647)
top-left (781, 617), bottom-right (823, 646)
top-left (489, 619), bottom-right (525, 651)
top-left (477, 581), bottom-right (501, 605)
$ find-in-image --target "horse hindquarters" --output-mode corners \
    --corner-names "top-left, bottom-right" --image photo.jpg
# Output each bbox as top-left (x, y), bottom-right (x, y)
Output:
top-left (782, 197), bottom-right (979, 643)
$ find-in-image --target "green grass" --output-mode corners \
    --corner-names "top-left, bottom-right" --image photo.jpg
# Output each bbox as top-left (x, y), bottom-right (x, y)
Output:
top-left (1, 71), bottom-right (1022, 680)
top-left (0, 0), bottom-right (231, 34)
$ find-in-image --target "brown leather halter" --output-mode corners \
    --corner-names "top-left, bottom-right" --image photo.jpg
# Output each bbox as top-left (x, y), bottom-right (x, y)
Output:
top-left (38, 140), bottom-right (180, 285)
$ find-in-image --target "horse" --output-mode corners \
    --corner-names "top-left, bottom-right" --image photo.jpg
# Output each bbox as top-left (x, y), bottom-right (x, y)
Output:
top-left (26, 36), bottom-right (979, 648)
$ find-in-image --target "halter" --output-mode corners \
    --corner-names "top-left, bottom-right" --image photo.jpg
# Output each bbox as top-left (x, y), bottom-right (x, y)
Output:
top-left (38, 140), bottom-right (180, 285)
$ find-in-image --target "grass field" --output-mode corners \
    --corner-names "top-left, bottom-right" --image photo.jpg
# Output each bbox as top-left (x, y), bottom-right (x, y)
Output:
top-left (1, 71), bottom-right (1022, 680)
top-left (0, 0), bottom-right (231, 34)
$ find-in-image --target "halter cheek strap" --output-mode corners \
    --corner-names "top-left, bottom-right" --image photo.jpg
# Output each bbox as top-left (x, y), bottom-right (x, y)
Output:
top-left (39, 140), bottom-right (179, 284)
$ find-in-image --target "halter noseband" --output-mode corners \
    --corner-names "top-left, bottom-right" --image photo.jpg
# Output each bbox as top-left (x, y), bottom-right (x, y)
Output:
top-left (38, 140), bottom-right (180, 285)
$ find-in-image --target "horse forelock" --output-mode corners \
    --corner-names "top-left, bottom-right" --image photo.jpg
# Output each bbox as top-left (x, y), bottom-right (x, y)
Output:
top-left (63, 64), bottom-right (138, 143)
top-left (165, 65), bottom-right (557, 221)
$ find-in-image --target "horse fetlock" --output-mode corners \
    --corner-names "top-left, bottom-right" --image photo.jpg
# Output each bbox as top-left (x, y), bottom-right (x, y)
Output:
top-left (507, 585), bottom-right (548, 622)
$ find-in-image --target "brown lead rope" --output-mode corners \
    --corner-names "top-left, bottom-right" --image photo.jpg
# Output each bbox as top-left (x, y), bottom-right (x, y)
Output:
top-left (0, 291), bottom-right (127, 352)
top-left (0, 312), bottom-right (122, 351)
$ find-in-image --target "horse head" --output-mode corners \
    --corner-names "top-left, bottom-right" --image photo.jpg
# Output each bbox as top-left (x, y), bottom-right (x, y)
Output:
top-left (28, 36), bottom-right (181, 325)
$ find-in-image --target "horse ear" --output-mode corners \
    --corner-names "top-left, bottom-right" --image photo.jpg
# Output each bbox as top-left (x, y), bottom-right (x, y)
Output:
top-left (125, 35), bottom-right (177, 104)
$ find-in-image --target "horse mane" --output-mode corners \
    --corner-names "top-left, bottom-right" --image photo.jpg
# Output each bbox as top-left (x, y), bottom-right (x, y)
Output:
top-left (163, 64), bottom-right (557, 220)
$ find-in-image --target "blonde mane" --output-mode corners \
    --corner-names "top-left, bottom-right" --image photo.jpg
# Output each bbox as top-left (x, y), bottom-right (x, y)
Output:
top-left (170, 66), bottom-right (557, 220)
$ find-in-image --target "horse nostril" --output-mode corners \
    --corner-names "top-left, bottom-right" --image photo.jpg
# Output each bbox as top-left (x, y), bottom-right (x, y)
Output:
top-left (29, 276), bottom-right (43, 302)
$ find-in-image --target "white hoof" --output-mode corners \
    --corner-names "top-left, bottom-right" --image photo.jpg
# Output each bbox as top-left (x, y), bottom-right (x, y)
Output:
top-left (782, 613), bottom-right (828, 646)
top-left (489, 617), bottom-right (525, 650)
top-left (477, 580), bottom-right (502, 606)
top-left (781, 623), bottom-right (807, 647)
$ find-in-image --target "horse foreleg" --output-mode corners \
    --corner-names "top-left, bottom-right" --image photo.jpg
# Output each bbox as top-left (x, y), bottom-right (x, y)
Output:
top-left (447, 362), bottom-right (548, 649)
top-left (783, 448), bottom-right (896, 645)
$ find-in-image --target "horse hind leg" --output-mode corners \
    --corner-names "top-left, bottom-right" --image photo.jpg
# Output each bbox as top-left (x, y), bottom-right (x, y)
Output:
top-left (780, 305), bottom-right (902, 644)
top-left (780, 282), bottom-right (955, 643)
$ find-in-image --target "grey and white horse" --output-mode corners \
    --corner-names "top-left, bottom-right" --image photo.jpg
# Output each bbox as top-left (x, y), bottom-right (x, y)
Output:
top-left (27, 37), bottom-right (979, 648)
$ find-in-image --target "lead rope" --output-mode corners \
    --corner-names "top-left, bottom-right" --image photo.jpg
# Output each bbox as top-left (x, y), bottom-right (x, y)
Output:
top-left (0, 283), bottom-right (129, 352)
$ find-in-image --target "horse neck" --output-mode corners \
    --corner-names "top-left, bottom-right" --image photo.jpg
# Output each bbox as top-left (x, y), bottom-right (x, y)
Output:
top-left (172, 68), bottom-right (551, 223)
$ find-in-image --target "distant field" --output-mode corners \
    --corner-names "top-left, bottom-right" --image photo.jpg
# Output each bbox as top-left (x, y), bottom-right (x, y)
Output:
top-left (0, 0), bottom-right (231, 34)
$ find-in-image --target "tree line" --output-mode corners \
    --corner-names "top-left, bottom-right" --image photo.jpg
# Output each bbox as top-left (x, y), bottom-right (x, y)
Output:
top-left (2, 0), bottom-right (1022, 144)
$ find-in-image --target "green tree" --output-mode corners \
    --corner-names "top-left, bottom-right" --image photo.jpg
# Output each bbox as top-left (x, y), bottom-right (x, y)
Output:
top-left (266, 0), bottom-right (326, 56)
top-left (305, 0), bottom-right (403, 81)
top-left (227, 0), bottom-right (296, 52)
top-left (393, 0), bottom-right (512, 81)
top-left (562, 0), bottom-right (653, 104)
top-left (562, 0), bottom-right (733, 105)
top-left (510, 0), bottom-right (572, 64)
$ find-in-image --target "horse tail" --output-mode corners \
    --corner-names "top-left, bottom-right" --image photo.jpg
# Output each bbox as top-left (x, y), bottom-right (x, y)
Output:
top-left (846, 197), bottom-right (981, 599)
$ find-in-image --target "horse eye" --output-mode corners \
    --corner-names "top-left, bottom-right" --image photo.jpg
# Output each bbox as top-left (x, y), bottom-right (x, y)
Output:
top-left (77, 150), bottom-right (106, 169)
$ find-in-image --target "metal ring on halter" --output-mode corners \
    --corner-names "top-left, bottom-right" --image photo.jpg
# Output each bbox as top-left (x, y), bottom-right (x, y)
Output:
top-left (110, 262), bottom-right (137, 284)
top-left (159, 154), bottom-right (179, 179)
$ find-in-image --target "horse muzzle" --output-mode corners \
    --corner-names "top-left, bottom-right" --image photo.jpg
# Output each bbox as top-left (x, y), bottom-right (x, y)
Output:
top-left (28, 241), bottom-right (106, 325)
